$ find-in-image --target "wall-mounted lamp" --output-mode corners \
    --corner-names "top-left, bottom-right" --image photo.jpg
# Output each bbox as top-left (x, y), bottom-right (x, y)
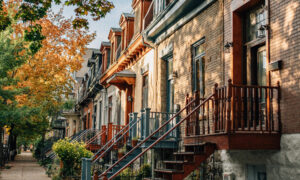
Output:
top-left (258, 24), bottom-right (269, 38)
top-left (128, 96), bottom-right (133, 102)
top-left (172, 71), bottom-right (178, 78)
top-left (224, 42), bottom-right (233, 50)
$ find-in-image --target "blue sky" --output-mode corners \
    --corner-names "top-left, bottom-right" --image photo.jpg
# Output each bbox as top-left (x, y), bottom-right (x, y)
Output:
top-left (53, 0), bottom-right (133, 49)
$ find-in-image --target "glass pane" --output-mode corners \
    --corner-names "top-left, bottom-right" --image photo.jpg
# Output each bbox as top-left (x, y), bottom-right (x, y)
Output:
top-left (167, 59), bottom-right (173, 79)
top-left (257, 50), bottom-right (266, 86)
top-left (245, 4), bottom-right (266, 42)
top-left (195, 43), bottom-right (205, 57)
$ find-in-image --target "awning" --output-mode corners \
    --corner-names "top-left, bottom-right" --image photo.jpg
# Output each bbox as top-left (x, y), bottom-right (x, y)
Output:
top-left (106, 70), bottom-right (136, 90)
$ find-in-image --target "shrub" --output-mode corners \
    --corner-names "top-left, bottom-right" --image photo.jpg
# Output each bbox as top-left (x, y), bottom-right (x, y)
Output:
top-left (136, 164), bottom-right (151, 179)
top-left (52, 138), bottom-right (93, 178)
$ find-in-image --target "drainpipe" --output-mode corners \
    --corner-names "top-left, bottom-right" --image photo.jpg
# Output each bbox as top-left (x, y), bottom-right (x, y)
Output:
top-left (142, 31), bottom-right (157, 180)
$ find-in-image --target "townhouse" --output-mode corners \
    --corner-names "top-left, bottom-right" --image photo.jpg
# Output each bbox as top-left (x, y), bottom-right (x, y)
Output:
top-left (79, 0), bottom-right (300, 180)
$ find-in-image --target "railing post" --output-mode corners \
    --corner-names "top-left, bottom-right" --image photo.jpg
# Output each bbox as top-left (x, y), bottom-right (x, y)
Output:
top-left (175, 105), bottom-right (181, 140)
top-left (145, 108), bottom-right (151, 137)
top-left (133, 112), bottom-right (138, 139)
top-left (81, 158), bottom-right (91, 180)
top-left (107, 123), bottom-right (113, 141)
top-left (140, 109), bottom-right (145, 140)
top-left (213, 84), bottom-right (218, 133)
top-left (226, 79), bottom-right (232, 133)
top-left (185, 94), bottom-right (190, 136)
top-left (101, 125), bottom-right (106, 145)
top-left (277, 81), bottom-right (281, 132)
top-left (194, 91), bottom-right (200, 135)
top-left (129, 113), bottom-right (133, 142)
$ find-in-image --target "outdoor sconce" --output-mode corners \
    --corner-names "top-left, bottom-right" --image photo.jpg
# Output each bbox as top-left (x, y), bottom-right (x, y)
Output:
top-left (224, 42), bottom-right (233, 50)
top-left (128, 96), bottom-right (133, 102)
top-left (258, 24), bottom-right (269, 38)
top-left (173, 71), bottom-right (178, 78)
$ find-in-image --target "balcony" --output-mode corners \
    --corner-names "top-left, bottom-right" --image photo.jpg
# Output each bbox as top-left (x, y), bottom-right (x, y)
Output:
top-left (184, 80), bottom-right (281, 150)
top-left (51, 119), bottom-right (66, 129)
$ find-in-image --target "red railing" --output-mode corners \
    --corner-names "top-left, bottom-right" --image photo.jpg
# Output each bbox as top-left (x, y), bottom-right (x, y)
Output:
top-left (100, 79), bottom-right (281, 179)
top-left (85, 127), bottom-right (107, 146)
top-left (186, 80), bottom-right (281, 136)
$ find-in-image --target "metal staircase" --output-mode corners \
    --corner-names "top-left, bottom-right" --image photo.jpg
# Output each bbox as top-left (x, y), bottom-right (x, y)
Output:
top-left (98, 91), bottom-right (215, 180)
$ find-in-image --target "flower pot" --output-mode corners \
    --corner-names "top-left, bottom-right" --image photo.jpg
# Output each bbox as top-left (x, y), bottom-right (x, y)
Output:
top-left (131, 139), bottom-right (138, 147)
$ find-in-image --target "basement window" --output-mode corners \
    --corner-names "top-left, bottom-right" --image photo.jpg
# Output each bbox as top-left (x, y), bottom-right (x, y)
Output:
top-left (247, 164), bottom-right (266, 180)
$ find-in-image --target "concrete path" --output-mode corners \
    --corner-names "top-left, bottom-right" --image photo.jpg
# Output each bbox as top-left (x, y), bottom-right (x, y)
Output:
top-left (0, 151), bottom-right (51, 180)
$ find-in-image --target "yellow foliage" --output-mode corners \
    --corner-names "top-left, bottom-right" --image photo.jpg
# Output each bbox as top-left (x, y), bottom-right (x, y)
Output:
top-left (15, 11), bottom-right (95, 110)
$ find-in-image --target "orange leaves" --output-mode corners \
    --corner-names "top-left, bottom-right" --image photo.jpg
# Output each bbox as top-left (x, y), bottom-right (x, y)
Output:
top-left (15, 10), bottom-right (94, 109)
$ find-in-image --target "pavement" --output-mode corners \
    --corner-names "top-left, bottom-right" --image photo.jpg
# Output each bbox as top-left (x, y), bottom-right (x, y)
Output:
top-left (0, 151), bottom-right (51, 180)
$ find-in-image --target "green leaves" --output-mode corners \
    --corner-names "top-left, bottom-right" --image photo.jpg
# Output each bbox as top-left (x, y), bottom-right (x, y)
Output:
top-left (52, 138), bottom-right (93, 177)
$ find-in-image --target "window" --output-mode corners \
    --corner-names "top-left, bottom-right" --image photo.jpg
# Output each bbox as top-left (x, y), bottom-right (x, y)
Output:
top-left (142, 74), bottom-right (149, 109)
top-left (99, 101), bottom-right (102, 129)
top-left (192, 38), bottom-right (205, 97)
top-left (107, 49), bottom-right (111, 69)
top-left (108, 96), bottom-right (112, 123)
top-left (247, 164), bottom-right (266, 180)
top-left (93, 105), bottom-right (97, 129)
top-left (154, 0), bottom-right (173, 16)
top-left (245, 3), bottom-right (266, 42)
top-left (134, 5), bottom-right (141, 35)
top-left (98, 55), bottom-right (102, 71)
top-left (166, 56), bottom-right (174, 113)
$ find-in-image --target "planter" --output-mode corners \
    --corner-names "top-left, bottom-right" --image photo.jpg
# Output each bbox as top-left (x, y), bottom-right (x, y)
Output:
top-left (131, 139), bottom-right (138, 147)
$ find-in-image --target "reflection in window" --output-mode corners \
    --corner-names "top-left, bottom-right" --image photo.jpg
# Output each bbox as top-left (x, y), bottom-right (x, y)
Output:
top-left (245, 4), bottom-right (266, 42)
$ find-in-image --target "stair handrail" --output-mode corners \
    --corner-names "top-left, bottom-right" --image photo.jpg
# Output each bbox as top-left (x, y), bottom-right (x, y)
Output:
top-left (91, 117), bottom-right (140, 161)
top-left (85, 129), bottom-right (107, 146)
top-left (92, 114), bottom-right (142, 163)
top-left (100, 94), bottom-right (209, 179)
top-left (71, 129), bottom-right (90, 142)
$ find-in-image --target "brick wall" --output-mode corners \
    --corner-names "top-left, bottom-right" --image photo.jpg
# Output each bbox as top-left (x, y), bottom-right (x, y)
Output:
top-left (269, 0), bottom-right (300, 133)
top-left (224, 0), bottom-right (300, 134)
top-left (156, 0), bottom-right (224, 135)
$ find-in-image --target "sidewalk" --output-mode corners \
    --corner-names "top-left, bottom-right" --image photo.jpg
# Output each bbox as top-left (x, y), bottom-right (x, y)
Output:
top-left (0, 151), bottom-right (51, 180)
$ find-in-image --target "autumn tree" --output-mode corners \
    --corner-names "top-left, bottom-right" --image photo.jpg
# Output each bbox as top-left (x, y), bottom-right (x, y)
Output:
top-left (0, 0), bottom-right (98, 159)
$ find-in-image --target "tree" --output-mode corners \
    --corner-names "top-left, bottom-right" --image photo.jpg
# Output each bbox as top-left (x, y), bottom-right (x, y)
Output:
top-left (0, 1), bottom-right (95, 157)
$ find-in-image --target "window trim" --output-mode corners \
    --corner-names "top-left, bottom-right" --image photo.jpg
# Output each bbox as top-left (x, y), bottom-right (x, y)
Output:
top-left (192, 37), bottom-right (206, 96)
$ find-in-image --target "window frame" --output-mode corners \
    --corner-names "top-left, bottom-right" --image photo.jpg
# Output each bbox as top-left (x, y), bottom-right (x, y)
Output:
top-left (192, 37), bottom-right (206, 97)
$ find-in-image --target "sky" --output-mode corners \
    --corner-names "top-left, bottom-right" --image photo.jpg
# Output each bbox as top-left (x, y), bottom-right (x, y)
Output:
top-left (53, 0), bottom-right (133, 49)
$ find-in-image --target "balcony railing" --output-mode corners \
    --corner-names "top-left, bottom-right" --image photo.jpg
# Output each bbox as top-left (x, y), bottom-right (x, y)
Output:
top-left (52, 120), bottom-right (66, 129)
top-left (185, 80), bottom-right (281, 136)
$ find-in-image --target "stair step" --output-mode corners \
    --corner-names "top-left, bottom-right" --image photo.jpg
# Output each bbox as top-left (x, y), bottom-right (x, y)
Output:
top-left (154, 168), bottom-right (183, 174)
top-left (163, 160), bottom-right (188, 164)
top-left (173, 152), bottom-right (195, 155)
top-left (184, 142), bottom-right (206, 146)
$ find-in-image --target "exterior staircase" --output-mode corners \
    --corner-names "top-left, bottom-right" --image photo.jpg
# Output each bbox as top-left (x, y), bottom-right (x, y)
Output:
top-left (154, 142), bottom-right (216, 179)
top-left (92, 80), bottom-right (281, 180)
top-left (106, 147), bottom-right (142, 179)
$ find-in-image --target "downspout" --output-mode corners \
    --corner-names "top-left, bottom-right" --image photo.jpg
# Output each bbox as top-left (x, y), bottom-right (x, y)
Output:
top-left (142, 30), bottom-right (157, 180)
top-left (222, 0), bottom-right (225, 85)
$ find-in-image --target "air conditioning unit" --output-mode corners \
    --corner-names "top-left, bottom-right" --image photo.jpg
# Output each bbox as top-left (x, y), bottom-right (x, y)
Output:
top-left (223, 173), bottom-right (235, 180)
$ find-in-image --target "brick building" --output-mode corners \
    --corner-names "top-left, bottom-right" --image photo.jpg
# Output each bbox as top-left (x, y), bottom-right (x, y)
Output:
top-left (79, 0), bottom-right (300, 179)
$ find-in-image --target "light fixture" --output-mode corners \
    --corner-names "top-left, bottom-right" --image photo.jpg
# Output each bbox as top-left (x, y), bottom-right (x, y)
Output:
top-left (258, 24), bottom-right (269, 38)
top-left (172, 71), bottom-right (178, 78)
top-left (128, 96), bottom-right (132, 102)
top-left (224, 42), bottom-right (233, 50)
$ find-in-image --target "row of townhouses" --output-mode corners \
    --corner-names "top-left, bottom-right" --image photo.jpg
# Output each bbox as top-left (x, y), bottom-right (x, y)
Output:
top-left (63, 0), bottom-right (300, 179)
